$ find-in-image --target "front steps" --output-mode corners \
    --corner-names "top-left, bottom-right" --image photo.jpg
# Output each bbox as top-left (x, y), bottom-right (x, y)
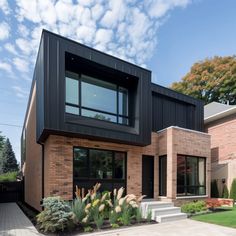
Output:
top-left (140, 201), bottom-right (187, 223)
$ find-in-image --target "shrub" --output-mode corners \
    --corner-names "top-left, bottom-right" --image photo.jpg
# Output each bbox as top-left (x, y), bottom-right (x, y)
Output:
top-left (146, 210), bottom-right (152, 222)
top-left (135, 208), bottom-right (142, 223)
top-left (0, 171), bottom-right (17, 182)
top-left (211, 180), bottom-right (219, 198)
top-left (181, 201), bottom-right (206, 214)
top-left (71, 197), bottom-right (86, 224)
top-left (109, 210), bottom-right (118, 225)
top-left (230, 178), bottom-right (236, 201)
top-left (205, 199), bottom-right (221, 209)
top-left (37, 197), bottom-right (74, 233)
top-left (222, 184), bottom-right (229, 198)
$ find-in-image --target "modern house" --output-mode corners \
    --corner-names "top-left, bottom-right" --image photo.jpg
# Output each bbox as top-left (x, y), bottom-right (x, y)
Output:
top-left (21, 30), bottom-right (211, 212)
top-left (205, 102), bottom-right (236, 195)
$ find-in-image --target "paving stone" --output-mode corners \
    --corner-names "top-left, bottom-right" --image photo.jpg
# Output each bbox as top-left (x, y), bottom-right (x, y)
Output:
top-left (0, 203), bottom-right (41, 236)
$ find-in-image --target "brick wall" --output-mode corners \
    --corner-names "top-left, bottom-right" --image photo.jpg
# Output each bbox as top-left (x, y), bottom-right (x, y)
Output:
top-left (157, 127), bottom-right (211, 201)
top-left (205, 113), bottom-right (236, 191)
top-left (43, 132), bottom-right (159, 200)
top-left (24, 85), bottom-right (42, 211)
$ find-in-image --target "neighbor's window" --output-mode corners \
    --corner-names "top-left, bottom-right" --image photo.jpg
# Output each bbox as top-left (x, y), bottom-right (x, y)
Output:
top-left (177, 155), bottom-right (206, 196)
top-left (65, 71), bottom-right (129, 125)
top-left (73, 147), bottom-right (126, 180)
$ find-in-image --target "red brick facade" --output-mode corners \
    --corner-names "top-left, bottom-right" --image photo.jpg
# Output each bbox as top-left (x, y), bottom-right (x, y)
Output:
top-left (23, 90), bottom-right (211, 210)
top-left (205, 113), bottom-right (236, 193)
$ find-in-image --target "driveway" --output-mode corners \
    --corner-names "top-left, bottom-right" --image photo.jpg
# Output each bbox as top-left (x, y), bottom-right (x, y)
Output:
top-left (0, 202), bottom-right (41, 236)
top-left (84, 219), bottom-right (236, 236)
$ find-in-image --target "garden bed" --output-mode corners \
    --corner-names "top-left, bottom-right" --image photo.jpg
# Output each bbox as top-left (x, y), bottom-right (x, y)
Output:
top-left (18, 184), bottom-right (157, 235)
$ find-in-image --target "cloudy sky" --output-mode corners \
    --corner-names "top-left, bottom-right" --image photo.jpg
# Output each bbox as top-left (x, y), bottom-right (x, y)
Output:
top-left (0, 0), bottom-right (236, 162)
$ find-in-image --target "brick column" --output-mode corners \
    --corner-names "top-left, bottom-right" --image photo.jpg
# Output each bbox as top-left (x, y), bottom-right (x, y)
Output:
top-left (44, 136), bottom-right (73, 200)
top-left (166, 128), bottom-right (177, 199)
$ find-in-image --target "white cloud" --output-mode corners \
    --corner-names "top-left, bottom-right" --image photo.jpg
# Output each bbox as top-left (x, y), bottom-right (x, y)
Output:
top-left (13, 57), bottom-right (29, 73)
top-left (4, 43), bottom-right (18, 55)
top-left (12, 85), bottom-right (29, 98)
top-left (0, 61), bottom-right (12, 73)
top-left (18, 24), bottom-right (30, 37)
top-left (10, 0), bottom-right (192, 69)
top-left (0, 21), bottom-right (10, 40)
top-left (0, 0), bottom-right (10, 15)
top-left (16, 38), bottom-right (32, 55)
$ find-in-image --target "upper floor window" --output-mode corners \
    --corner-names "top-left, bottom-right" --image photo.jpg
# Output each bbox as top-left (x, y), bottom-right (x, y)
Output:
top-left (65, 71), bottom-right (129, 125)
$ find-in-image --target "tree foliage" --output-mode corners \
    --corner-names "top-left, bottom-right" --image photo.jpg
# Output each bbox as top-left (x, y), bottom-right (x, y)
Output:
top-left (171, 56), bottom-right (236, 104)
top-left (222, 184), bottom-right (229, 198)
top-left (0, 131), bottom-right (5, 151)
top-left (1, 138), bottom-right (18, 173)
top-left (230, 178), bottom-right (236, 201)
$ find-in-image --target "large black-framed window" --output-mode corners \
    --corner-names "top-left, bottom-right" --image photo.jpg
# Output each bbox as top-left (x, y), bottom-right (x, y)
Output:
top-left (65, 71), bottom-right (129, 125)
top-left (73, 147), bottom-right (126, 193)
top-left (177, 155), bottom-right (206, 196)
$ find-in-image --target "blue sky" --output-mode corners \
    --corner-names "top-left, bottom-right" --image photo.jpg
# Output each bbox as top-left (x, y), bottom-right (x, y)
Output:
top-left (0, 0), bottom-right (235, 162)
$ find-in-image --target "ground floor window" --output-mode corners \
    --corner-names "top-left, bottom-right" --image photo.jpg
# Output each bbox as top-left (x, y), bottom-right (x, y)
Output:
top-left (177, 155), bottom-right (206, 196)
top-left (73, 147), bottom-right (126, 194)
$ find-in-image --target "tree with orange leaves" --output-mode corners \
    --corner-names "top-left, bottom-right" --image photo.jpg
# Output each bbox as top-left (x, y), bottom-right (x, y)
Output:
top-left (171, 56), bottom-right (236, 105)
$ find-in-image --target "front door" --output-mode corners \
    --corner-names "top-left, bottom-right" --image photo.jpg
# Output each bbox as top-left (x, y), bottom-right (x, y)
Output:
top-left (159, 155), bottom-right (167, 196)
top-left (142, 155), bottom-right (154, 198)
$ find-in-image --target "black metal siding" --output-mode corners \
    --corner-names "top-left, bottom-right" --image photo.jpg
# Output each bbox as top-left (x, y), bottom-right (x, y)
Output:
top-left (151, 84), bottom-right (204, 132)
top-left (37, 30), bottom-right (152, 146)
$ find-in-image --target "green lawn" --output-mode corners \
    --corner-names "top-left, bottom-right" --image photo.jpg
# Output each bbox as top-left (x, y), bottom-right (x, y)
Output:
top-left (191, 207), bottom-right (236, 228)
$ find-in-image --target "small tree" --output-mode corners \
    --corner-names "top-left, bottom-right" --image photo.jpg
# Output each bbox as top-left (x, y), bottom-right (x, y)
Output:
top-left (222, 184), bottom-right (229, 198)
top-left (211, 180), bottom-right (219, 198)
top-left (230, 178), bottom-right (236, 201)
top-left (1, 138), bottom-right (18, 173)
top-left (0, 131), bottom-right (5, 174)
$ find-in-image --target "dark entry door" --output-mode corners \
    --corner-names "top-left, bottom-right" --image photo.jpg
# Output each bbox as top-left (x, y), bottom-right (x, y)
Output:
top-left (142, 155), bottom-right (154, 198)
top-left (159, 155), bottom-right (167, 196)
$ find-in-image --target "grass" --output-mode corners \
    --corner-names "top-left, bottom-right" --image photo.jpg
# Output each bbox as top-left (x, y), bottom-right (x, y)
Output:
top-left (0, 171), bottom-right (18, 182)
top-left (191, 206), bottom-right (236, 228)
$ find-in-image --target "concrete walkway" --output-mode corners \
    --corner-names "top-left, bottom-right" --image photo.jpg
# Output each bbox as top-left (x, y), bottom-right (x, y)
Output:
top-left (0, 203), bottom-right (41, 236)
top-left (84, 219), bottom-right (236, 236)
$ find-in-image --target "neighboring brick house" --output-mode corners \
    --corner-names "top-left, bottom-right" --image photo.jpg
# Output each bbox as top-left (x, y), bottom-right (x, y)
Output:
top-left (22, 30), bottom-right (211, 211)
top-left (205, 102), bottom-right (236, 195)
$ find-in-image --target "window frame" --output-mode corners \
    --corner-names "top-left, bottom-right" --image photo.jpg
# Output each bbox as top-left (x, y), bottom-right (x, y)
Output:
top-left (73, 146), bottom-right (127, 181)
top-left (177, 155), bottom-right (206, 196)
top-left (65, 71), bottom-right (129, 125)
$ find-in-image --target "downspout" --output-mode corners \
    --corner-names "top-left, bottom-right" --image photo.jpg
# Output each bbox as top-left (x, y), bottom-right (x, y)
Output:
top-left (39, 142), bottom-right (44, 209)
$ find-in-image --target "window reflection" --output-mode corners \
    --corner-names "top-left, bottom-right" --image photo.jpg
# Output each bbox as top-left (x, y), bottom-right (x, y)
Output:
top-left (177, 155), bottom-right (206, 196)
top-left (65, 71), bottom-right (129, 125)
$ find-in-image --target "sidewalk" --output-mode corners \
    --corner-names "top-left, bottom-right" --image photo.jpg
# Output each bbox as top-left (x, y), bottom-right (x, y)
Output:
top-left (0, 202), bottom-right (41, 236)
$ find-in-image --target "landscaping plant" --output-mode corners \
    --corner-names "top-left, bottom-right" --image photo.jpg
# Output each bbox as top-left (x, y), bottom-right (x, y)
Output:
top-left (230, 178), bottom-right (236, 201)
top-left (37, 197), bottom-right (74, 233)
top-left (181, 201), bottom-right (207, 214)
top-left (222, 184), bottom-right (229, 198)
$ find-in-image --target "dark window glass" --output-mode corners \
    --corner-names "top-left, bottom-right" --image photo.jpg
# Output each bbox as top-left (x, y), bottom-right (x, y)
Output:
top-left (74, 148), bottom-right (88, 178)
top-left (66, 73), bottom-right (79, 105)
top-left (90, 149), bottom-right (113, 179)
top-left (119, 87), bottom-right (128, 116)
top-left (65, 71), bottom-right (129, 125)
top-left (114, 152), bottom-right (125, 179)
top-left (177, 155), bottom-right (206, 196)
top-left (81, 75), bottom-right (117, 114)
top-left (66, 105), bottom-right (79, 115)
top-left (81, 109), bottom-right (117, 122)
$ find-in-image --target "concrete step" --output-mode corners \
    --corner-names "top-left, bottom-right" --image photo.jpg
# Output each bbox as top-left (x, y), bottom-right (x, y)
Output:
top-left (155, 212), bottom-right (187, 223)
top-left (141, 201), bottom-right (174, 210)
top-left (152, 207), bottom-right (181, 218)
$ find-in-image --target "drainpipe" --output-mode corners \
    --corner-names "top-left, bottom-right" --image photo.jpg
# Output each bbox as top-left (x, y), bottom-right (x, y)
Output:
top-left (39, 142), bottom-right (44, 209)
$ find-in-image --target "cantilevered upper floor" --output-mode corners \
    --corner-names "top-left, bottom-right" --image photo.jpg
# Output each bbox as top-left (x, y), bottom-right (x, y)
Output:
top-left (22, 30), bottom-right (204, 148)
